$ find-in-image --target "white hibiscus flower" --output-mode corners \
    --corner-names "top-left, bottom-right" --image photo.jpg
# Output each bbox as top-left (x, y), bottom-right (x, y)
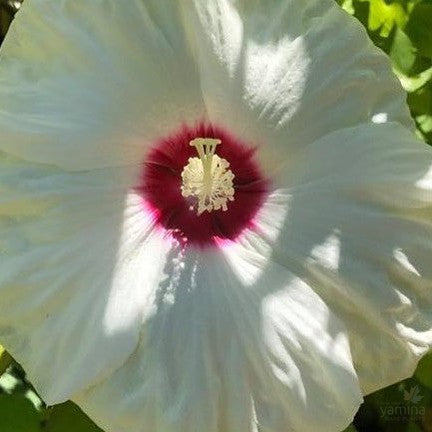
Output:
top-left (0, 1), bottom-right (431, 431)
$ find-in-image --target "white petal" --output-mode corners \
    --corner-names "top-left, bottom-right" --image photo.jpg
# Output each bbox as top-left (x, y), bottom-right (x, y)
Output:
top-left (181, 0), bottom-right (412, 174)
top-left (0, 0), bottom-right (204, 170)
top-left (74, 248), bottom-right (362, 432)
top-left (242, 122), bottom-right (432, 394)
top-left (0, 154), bottom-right (170, 403)
top-left (0, 0), bottom-right (430, 431)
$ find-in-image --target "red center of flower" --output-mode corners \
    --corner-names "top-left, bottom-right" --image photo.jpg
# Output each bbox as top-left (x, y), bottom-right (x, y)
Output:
top-left (137, 122), bottom-right (269, 246)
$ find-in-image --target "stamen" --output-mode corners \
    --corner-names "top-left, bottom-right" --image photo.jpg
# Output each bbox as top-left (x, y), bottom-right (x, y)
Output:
top-left (181, 138), bottom-right (235, 215)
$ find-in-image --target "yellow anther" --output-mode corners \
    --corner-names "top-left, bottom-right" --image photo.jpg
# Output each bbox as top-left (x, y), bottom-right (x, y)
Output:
top-left (181, 138), bottom-right (235, 215)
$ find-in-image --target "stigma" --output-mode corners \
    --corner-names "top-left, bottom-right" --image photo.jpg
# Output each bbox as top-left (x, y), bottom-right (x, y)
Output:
top-left (181, 138), bottom-right (235, 215)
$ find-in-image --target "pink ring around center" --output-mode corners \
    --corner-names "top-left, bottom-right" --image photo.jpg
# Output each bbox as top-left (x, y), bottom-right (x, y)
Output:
top-left (136, 122), bottom-right (269, 247)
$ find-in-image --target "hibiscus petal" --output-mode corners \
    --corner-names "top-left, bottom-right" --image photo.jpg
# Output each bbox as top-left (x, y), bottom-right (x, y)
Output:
top-left (182, 0), bottom-right (413, 173)
top-left (73, 248), bottom-right (362, 432)
top-left (0, 0), bottom-right (430, 431)
top-left (0, 154), bottom-right (170, 403)
top-left (0, 0), bottom-right (204, 170)
top-left (243, 122), bottom-right (432, 394)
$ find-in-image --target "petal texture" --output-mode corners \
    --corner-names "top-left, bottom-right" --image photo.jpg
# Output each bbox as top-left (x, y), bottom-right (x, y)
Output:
top-left (243, 122), bottom-right (432, 394)
top-left (74, 248), bottom-right (362, 432)
top-left (0, 1), bottom-right (431, 432)
top-left (0, 0), bottom-right (204, 170)
top-left (181, 0), bottom-right (413, 175)
top-left (0, 154), bottom-right (170, 403)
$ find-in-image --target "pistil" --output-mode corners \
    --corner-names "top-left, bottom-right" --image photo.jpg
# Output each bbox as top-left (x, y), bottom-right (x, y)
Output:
top-left (181, 138), bottom-right (235, 215)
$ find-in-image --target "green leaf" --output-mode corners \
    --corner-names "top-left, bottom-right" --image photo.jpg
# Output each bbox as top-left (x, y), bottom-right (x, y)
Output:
top-left (343, 425), bottom-right (358, 432)
top-left (397, 66), bottom-right (432, 92)
top-left (407, 85), bottom-right (432, 115)
top-left (360, 0), bottom-right (407, 37)
top-left (406, 421), bottom-right (423, 432)
top-left (415, 352), bottom-right (432, 390)
top-left (417, 114), bottom-right (432, 135)
top-left (44, 402), bottom-right (103, 432)
top-left (390, 27), bottom-right (417, 75)
top-left (338, 0), bottom-right (355, 14)
top-left (0, 394), bottom-right (41, 432)
top-left (0, 345), bottom-right (12, 376)
top-left (406, 2), bottom-right (432, 58)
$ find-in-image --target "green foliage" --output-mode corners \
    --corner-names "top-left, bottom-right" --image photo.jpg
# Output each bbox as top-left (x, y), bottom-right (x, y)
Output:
top-left (337, 0), bottom-right (432, 145)
top-left (44, 403), bottom-right (103, 432)
top-left (0, 0), bottom-right (20, 44)
top-left (406, 3), bottom-right (432, 58)
top-left (416, 352), bottom-right (432, 390)
top-left (0, 346), bottom-right (12, 375)
top-left (336, 2), bottom-right (432, 431)
top-left (0, 361), bottom-right (103, 431)
top-left (0, 394), bottom-right (41, 432)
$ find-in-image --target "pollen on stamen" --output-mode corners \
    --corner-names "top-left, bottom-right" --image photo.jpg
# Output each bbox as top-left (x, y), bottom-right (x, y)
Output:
top-left (181, 138), bottom-right (235, 216)
top-left (137, 122), bottom-right (268, 246)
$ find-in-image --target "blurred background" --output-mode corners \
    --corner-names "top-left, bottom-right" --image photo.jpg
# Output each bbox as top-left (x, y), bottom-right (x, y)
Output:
top-left (0, 0), bottom-right (431, 431)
